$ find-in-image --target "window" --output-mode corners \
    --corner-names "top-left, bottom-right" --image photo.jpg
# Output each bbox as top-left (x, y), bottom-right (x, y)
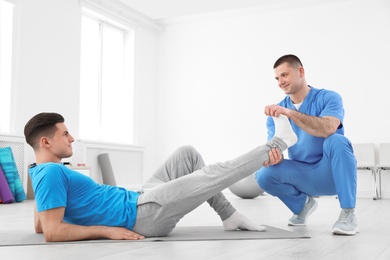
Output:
top-left (80, 10), bottom-right (135, 144)
top-left (0, 0), bottom-right (14, 133)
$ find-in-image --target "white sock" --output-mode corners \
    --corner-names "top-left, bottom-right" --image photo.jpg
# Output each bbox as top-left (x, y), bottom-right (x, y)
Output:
top-left (223, 211), bottom-right (266, 231)
top-left (272, 115), bottom-right (297, 147)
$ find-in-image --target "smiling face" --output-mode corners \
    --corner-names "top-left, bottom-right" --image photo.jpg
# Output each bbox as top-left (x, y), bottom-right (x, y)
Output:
top-left (274, 62), bottom-right (304, 96)
top-left (43, 122), bottom-right (74, 162)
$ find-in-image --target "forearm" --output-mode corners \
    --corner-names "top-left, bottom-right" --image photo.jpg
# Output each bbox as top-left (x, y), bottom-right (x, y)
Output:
top-left (287, 110), bottom-right (337, 138)
top-left (44, 222), bottom-right (109, 242)
top-left (41, 221), bottom-right (144, 242)
top-left (37, 206), bottom-right (143, 242)
top-left (265, 104), bottom-right (339, 138)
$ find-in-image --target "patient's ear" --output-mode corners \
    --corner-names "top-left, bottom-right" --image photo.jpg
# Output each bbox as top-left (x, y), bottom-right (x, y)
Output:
top-left (39, 137), bottom-right (50, 148)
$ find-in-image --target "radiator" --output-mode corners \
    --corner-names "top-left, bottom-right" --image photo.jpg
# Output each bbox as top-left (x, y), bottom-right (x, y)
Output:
top-left (0, 134), bottom-right (27, 192)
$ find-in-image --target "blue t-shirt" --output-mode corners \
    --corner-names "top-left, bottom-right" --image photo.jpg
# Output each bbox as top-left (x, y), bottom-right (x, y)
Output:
top-left (266, 86), bottom-right (345, 163)
top-left (30, 163), bottom-right (140, 230)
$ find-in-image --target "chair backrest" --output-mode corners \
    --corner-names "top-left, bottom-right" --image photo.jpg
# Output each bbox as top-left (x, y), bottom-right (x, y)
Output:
top-left (98, 153), bottom-right (117, 186)
top-left (379, 143), bottom-right (390, 166)
top-left (353, 143), bottom-right (375, 168)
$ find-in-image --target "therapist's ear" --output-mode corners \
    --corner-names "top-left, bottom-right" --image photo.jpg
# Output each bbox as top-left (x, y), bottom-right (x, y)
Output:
top-left (299, 66), bottom-right (305, 77)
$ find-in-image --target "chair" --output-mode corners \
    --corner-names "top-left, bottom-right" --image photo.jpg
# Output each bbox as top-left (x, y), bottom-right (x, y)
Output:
top-left (353, 143), bottom-right (380, 200)
top-left (98, 153), bottom-right (117, 186)
top-left (376, 143), bottom-right (390, 197)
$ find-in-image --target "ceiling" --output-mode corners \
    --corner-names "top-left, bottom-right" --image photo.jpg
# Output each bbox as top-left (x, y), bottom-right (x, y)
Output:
top-left (117, 0), bottom-right (289, 20)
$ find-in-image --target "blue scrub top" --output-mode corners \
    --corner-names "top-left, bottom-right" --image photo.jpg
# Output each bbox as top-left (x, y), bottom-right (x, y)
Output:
top-left (266, 86), bottom-right (345, 164)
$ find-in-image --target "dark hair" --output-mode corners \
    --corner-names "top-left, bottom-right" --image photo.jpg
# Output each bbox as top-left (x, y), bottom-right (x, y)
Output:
top-left (273, 54), bottom-right (303, 69)
top-left (24, 112), bottom-right (65, 149)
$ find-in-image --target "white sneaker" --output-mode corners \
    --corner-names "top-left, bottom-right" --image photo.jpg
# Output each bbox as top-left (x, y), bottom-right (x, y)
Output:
top-left (288, 196), bottom-right (318, 226)
top-left (332, 209), bottom-right (359, 235)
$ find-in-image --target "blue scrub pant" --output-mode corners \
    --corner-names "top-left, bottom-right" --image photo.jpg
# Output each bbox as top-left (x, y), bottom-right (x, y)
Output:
top-left (256, 134), bottom-right (357, 215)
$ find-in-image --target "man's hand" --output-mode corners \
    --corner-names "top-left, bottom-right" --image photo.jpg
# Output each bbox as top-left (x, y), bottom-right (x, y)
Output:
top-left (264, 104), bottom-right (291, 117)
top-left (264, 148), bottom-right (283, 167)
top-left (103, 227), bottom-right (145, 240)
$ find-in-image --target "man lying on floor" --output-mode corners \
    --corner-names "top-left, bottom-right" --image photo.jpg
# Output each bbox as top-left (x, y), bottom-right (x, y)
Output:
top-left (24, 112), bottom-right (297, 242)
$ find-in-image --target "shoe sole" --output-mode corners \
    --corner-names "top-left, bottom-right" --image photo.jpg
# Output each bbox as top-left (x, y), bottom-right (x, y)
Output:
top-left (332, 227), bottom-right (360, 236)
top-left (288, 199), bottom-right (318, 226)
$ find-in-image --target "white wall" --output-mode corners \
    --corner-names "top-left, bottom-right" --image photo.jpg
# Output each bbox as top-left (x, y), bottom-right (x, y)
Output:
top-left (12, 0), bottom-right (159, 184)
top-left (15, 0), bottom-right (82, 141)
top-left (13, 0), bottom-right (82, 172)
top-left (9, 0), bottom-right (390, 192)
top-left (155, 0), bottom-right (390, 168)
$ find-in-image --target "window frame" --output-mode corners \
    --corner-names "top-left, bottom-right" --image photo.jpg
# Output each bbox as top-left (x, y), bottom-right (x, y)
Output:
top-left (79, 8), bottom-right (136, 145)
top-left (0, 0), bottom-right (18, 134)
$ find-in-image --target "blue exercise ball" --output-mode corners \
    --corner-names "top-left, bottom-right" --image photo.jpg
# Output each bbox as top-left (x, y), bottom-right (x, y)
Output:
top-left (229, 174), bottom-right (264, 199)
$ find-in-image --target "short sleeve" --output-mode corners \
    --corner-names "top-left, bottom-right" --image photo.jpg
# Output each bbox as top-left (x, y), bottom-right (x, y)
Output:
top-left (318, 90), bottom-right (344, 123)
top-left (34, 164), bottom-right (68, 212)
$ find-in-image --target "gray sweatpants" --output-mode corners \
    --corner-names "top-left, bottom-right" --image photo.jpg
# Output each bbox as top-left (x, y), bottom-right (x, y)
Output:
top-left (132, 137), bottom-right (287, 237)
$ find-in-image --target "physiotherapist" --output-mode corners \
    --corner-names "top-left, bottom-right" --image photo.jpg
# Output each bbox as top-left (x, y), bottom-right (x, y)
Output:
top-left (256, 54), bottom-right (358, 236)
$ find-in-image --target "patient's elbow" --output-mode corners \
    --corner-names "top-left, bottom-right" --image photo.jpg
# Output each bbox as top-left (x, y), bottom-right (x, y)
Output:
top-left (41, 228), bottom-right (61, 242)
top-left (43, 232), bottom-right (58, 242)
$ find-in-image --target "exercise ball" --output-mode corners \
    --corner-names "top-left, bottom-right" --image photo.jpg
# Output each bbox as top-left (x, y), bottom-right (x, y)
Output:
top-left (229, 174), bottom-right (264, 199)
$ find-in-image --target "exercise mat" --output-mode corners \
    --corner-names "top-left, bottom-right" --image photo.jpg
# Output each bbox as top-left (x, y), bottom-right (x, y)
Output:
top-left (0, 225), bottom-right (309, 246)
